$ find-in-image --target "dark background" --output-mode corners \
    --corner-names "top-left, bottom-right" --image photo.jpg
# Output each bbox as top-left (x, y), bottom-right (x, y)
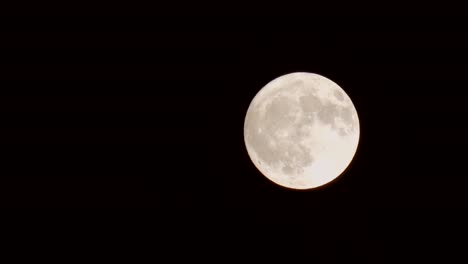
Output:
top-left (0, 16), bottom-right (467, 261)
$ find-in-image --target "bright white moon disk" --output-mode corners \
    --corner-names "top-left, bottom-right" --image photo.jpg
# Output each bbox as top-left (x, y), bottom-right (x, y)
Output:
top-left (244, 72), bottom-right (360, 189)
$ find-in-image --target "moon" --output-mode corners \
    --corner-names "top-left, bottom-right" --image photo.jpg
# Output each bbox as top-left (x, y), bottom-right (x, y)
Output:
top-left (244, 72), bottom-right (360, 189)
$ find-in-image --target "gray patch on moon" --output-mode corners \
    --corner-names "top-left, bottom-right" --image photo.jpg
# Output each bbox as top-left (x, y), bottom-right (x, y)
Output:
top-left (334, 89), bottom-right (344, 101)
top-left (290, 122), bottom-right (313, 141)
top-left (299, 93), bottom-right (323, 114)
top-left (296, 90), bottom-right (358, 138)
top-left (337, 127), bottom-right (347, 137)
top-left (339, 106), bottom-right (357, 131)
top-left (262, 95), bottom-right (297, 132)
top-left (282, 165), bottom-right (295, 175)
top-left (317, 102), bottom-right (339, 126)
top-left (244, 93), bottom-right (315, 176)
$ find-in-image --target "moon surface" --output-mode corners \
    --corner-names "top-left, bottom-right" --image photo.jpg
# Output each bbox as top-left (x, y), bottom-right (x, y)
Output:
top-left (244, 72), bottom-right (360, 189)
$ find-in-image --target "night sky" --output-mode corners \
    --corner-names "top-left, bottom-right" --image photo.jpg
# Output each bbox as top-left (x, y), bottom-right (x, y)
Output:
top-left (0, 16), bottom-right (466, 261)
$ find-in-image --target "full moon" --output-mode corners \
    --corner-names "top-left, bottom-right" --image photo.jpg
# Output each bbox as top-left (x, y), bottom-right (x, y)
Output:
top-left (244, 72), bottom-right (360, 189)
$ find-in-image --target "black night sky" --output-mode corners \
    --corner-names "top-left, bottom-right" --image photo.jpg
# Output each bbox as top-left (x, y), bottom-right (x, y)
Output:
top-left (0, 16), bottom-right (467, 261)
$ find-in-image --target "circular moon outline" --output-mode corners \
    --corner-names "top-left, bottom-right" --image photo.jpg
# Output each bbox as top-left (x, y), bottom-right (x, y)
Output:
top-left (243, 72), bottom-right (360, 190)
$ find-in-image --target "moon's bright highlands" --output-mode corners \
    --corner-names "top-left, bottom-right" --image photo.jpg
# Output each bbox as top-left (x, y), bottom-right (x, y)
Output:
top-left (244, 72), bottom-right (360, 189)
